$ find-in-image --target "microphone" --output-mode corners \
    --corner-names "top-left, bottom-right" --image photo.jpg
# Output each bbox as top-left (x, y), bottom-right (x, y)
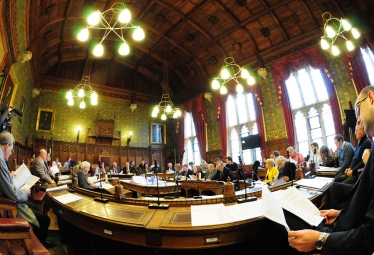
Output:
top-left (314, 148), bottom-right (317, 164)
top-left (148, 167), bottom-right (169, 209)
top-left (237, 156), bottom-right (254, 203)
top-left (10, 107), bottom-right (23, 117)
top-left (163, 176), bottom-right (175, 199)
top-left (286, 150), bottom-right (290, 159)
top-left (94, 170), bottom-right (109, 203)
top-left (144, 174), bottom-right (153, 197)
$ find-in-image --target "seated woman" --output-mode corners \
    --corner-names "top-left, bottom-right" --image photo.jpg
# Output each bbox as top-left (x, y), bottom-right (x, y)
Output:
top-left (95, 162), bottom-right (106, 175)
top-left (320, 145), bottom-right (335, 167)
top-left (275, 156), bottom-right (296, 182)
top-left (144, 163), bottom-right (150, 173)
top-left (76, 161), bottom-right (98, 190)
top-left (264, 159), bottom-right (278, 185)
top-left (52, 157), bottom-right (62, 167)
top-left (193, 165), bottom-right (204, 179)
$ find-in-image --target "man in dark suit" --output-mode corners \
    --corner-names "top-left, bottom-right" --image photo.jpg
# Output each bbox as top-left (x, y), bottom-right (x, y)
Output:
top-left (31, 149), bottom-right (55, 184)
top-left (109, 161), bottom-right (121, 174)
top-left (333, 134), bottom-right (355, 180)
top-left (275, 156), bottom-right (296, 182)
top-left (178, 164), bottom-right (193, 179)
top-left (225, 156), bottom-right (238, 172)
top-left (151, 160), bottom-right (162, 174)
top-left (138, 159), bottom-right (146, 173)
top-left (121, 162), bottom-right (131, 174)
top-left (205, 163), bottom-right (217, 180)
top-left (288, 86), bottom-right (374, 254)
top-left (213, 161), bottom-right (233, 182)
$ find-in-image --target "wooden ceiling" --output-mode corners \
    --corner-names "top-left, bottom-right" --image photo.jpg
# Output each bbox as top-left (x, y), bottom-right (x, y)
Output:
top-left (26, 0), bottom-right (373, 105)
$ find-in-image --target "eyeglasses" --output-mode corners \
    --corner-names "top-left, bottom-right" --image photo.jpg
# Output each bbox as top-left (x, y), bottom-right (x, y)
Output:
top-left (355, 96), bottom-right (368, 117)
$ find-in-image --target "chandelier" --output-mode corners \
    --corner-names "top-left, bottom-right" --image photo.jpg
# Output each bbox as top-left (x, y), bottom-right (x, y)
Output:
top-left (211, 57), bottom-right (255, 94)
top-left (320, 12), bottom-right (360, 56)
top-left (66, 58), bottom-right (97, 109)
top-left (152, 54), bottom-right (181, 120)
top-left (77, 2), bottom-right (145, 57)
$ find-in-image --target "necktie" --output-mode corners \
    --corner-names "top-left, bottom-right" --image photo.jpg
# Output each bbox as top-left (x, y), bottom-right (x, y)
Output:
top-left (208, 172), bottom-right (212, 179)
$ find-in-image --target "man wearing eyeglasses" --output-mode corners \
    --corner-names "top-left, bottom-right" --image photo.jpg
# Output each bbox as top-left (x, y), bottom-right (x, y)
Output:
top-left (31, 149), bottom-right (55, 184)
top-left (0, 132), bottom-right (55, 248)
top-left (288, 86), bottom-right (374, 254)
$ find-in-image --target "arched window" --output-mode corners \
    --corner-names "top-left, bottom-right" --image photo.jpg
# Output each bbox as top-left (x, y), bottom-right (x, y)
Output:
top-left (227, 93), bottom-right (260, 165)
top-left (361, 47), bottom-right (374, 85)
top-left (184, 112), bottom-right (201, 165)
top-left (285, 65), bottom-right (336, 156)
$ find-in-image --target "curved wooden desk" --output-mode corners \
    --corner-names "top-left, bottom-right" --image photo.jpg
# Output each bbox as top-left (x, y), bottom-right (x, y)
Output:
top-left (120, 180), bottom-right (178, 195)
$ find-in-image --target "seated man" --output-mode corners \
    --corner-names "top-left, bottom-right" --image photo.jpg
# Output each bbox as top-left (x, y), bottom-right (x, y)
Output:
top-left (31, 149), bottom-right (55, 184)
top-left (76, 161), bottom-right (98, 190)
top-left (335, 125), bottom-right (372, 184)
top-left (178, 164), bottom-right (193, 179)
top-left (308, 142), bottom-right (322, 164)
top-left (275, 156), bottom-right (296, 182)
top-left (150, 160), bottom-right (162, 174)
top-left (165, 162), bottom-right (175, 173)
top-left (0, 132), bottom-right (55, 248)
top-left (213, 161), bottom-right (233, 182)
top-left (286, 147), bottom-right (304, 164)
top-left (109, 161), bottom-right (121, 174)
top-left (333, 134), bottom-right (355, 180)
top-left (205, 163), bottom-right (217, 180)
top-left (121, 162), bottom-right (130, 174)
top-left (95, 162), bottom-right (106, 175)
top-left (225, 156), bottom-right (238, 173)
top-left (52, 157), bottom-right (62, 167)
top-left (63, 157), bottom-right (71, 168)
top-left (270, 150), bottom-right (280, 160)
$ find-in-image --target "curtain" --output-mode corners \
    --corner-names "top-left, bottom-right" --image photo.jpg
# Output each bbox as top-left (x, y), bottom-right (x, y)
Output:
top-left (271, 45), bottom-right (343, 146)
top-left (342, 48), bottom-right (371, 94)
top-left (184, 95), bottom-right (208, 160)
top-left (215, 94), bottom-right (228, 159)
top-left (177, 114), bottom-right (185, 165)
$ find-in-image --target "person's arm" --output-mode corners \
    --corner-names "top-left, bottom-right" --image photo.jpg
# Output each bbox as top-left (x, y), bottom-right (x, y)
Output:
top-left (340, 145), bottom-right (355, 171)
top-left (32, 159), bottom-right (52, 183)
top-left (77, 170), bottom-right (93, 190)
top-left (351, 140), bottom-right (372, 175)
top-left (0, 160), bottom-right (29, 202)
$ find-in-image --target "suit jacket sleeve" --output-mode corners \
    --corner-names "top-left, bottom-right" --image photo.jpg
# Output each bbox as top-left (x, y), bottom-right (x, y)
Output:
top-left (77, 170), bottom-right (93, 190)
top-left (32, 158), bottom-right (52, 183)
top-left (351, 139), bottom-right (372, 175)
top-left (340, 144), bottom-right (354, 171)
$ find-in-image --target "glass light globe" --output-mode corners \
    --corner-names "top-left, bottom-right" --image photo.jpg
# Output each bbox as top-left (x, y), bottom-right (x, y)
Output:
top-left (118, 9), bottom-right (131, 23)
top-left (325, 25), bottom-right (336, 38)
top-left (91, 92), bottom-right (98, 100)
top-left (341, 19), bottom-right (351, 31)
top-left (79, 101), bottom-right (86, 109)
top-left (346, 40), bottom-right (354, 51)
top-left (68, 98), bottom-right (74, 106)
top-left (331, 45), bottom-right (340, 56)
top-left (173, 112), bottom-right (178, 119)
top-left (91, 98), bottom-right (97, 105)
top-left (166, 105), bottom-right (172, 113)
top-left (119, 42), bottom-right (130, 55)
top-left (221, 68), bottom-right (230, 79)
top-left (351, 28), bottom-right (360, 39)
top-left (247, 76), bottom-right (255, 85)
top-left (220, 85), bottom-right (227, 95)
top-left (152, 111), bottom-right (157, 117)
top-left (93, 44), bottom-right (104, 56)
top-left (236, 83), bottom-right (244, 93)
top-left (320, 38), bottom-right (330, 50)
top-left (78, 89), bottom-right (84, 97)
top-left (161, 113), bottom-right (167, 120)
top-left (212, 79), bottom-right (220, 90)
top-left (133, 27), bottom-right (145, 41)
top-left (87, 11), bottom-right (101, 26)
top-left (153, 106), bottom-right (159, 114)
top-left (66, 91), bottom-right (73, 99)
top-left (77, 28), bottom-right (89, 42)
top-left (241, 69), bottom-right (249, 79)
top-left (176, 109), bottom-right (181, 117)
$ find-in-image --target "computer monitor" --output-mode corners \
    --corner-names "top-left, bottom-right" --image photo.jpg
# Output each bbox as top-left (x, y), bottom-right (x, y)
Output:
top-left (70, 160), bottom-right (77, 167)
top-left (241, 134), bottom-right (260, 150)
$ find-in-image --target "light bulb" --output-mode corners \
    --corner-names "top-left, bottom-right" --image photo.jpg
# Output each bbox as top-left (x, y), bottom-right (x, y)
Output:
top-left (93, 44), bottom-right (104, 56)
top-left (66, 91), bottom-right (73, 99)
top-left (161, 113), bottom-right (167, 120)
top-left (321, 38), bottom-right (330, 50)
top-left (173, 112), bottom-right (178, 119)
top-left (236, 83), bottom-right (243, 93)
top-left (80, 101), bottom-right (86, 109)
top-left (68, 98), bottom-right (74, 106)
top-left (152, 111), bottom-right (157, 117)
top-left (325, 25), bottom-right (336, 38)
top-left (166, 105), bottom-right (172, 113)
top-left (77, 125), bottom-right (82, 131)
top-left (346, 40), bottom-right (354, 51)
top-left (118, 9), bottom-right (131, 23)
top-left (78, 89), bottom-right (84, 97)
top-left (119, 42), bottom-right (130, 55)
top-left (241, 69), bottom-right (249, 78)
top-left (91, 91), bottom-right (97, 100)
top-left (341, 19), bottom-right (351, 31)
top-left (87, 11), bottom-right (101, 26)
top-left (220, 85), bottom-right (227, 95)
top-left (153, 106), bottom-right (159, 113)
top-left (212, 79), bottom-right (220, 90)
top-left (221, 68), bottom-right (230, 79)
top-left (332, 45), bottom-right (340, 56)
top-left (176, 109), bottom-right (181, 117)
top-left (351, 28), bottom-right (360, 39)
top-left (77, 28), bottom-right (89, 42)
top-left (133, 27), bottom-right (145, 41)
top-left (247, 76), bottom-right (255, 85)
top-left (91, 98), bottom-right (97, 105)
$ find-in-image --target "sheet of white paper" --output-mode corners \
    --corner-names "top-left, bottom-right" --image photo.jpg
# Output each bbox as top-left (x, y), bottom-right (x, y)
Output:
top-left (87, 176), bottom-right (97, 183)
top-left (225, 200), bottom-right (262, 222)
top-left (317, 166), bottom-right (339, 172)
top-left (272, 187), bottom-right (324, 227)
top-left (296, 178), bottom-right (332, 190)
top-left (13, 164), bottom-right (32, 189)
top-left (130, 176), bottom-right (147, 185)
top-left (97, 183), bottom-right (114, 189)
top-left (21, 175), bottom-right (40, 190)
top-left (271, 177), bottom-right (286, 187)
top-left (191, 203), bottom-right (232, 226)
top-left (54, 193), bottom-right (82, 204)
top-left (58, 175), bottom-right (71, 181)
top-left (261, 186), bottom-right (290, 232)
top-left (46, 184), bottom-right (69, 192)
top-left (50, 165), bottom-right (60, 175)
top-left (289, 158), bottom-right (298, 164)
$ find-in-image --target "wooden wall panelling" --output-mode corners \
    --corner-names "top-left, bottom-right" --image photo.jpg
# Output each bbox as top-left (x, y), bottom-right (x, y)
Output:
top-left (265, 138), bottom-right (289, 159)
top-left (206, 150), bottom-right (222, 164)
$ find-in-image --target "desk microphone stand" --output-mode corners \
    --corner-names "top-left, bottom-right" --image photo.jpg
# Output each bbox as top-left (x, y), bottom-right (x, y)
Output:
top-left (237, 156), bottom-right (254, 203)
top-left (94, 172), bottom-right (109, 203)
top-left (149, 169), bottom-right (169, 209)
